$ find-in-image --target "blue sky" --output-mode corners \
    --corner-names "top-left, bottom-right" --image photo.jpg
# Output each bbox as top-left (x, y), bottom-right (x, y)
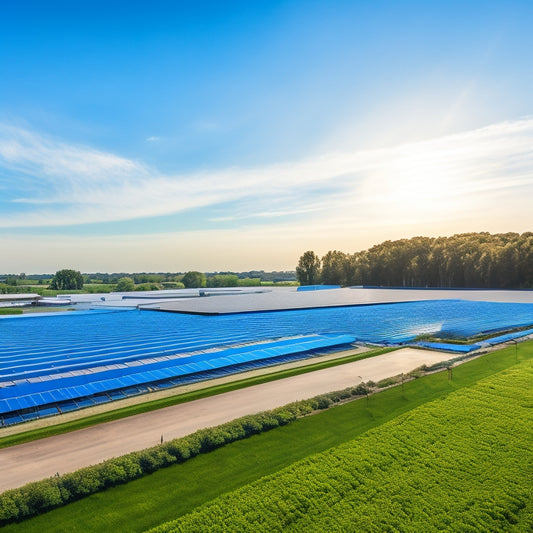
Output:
top-left (1, 1), bottom-right (532, 273)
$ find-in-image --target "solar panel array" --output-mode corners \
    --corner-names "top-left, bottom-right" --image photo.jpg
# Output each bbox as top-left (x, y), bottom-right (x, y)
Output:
top-left (1, 299), bottom-right (533, 425)
top-left (413, 326), bottom-right (533, 353)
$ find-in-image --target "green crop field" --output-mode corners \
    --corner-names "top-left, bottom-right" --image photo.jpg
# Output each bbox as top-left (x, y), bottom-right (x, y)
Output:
top-left (2, 342), bottom-right (531, 533)
top-left (3, 342), bottom-right (533, 533)
top-left (0, 308), bottom-right (23, 315)
top-left (151, 359), bottom-right (533, 533)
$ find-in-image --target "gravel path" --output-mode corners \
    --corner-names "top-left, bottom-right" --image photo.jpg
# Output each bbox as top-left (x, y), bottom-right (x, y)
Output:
top-left (0, 348), bottom-right (455, 492)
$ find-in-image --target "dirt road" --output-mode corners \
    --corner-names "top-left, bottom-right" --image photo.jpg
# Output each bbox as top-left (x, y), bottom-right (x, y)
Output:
top-left (0, 348), bottom-right (455, 492)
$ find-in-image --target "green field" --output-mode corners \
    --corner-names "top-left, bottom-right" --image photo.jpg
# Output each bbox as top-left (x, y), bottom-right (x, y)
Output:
top-left (2, 342), bottom-right (531, 533)
top-left (0, 308), bottom-right (23, 315)
top-left (152, 358), bottom-right (533, 532)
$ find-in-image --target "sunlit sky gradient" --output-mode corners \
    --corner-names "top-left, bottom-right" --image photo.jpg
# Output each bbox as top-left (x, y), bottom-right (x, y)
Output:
top-left (1, 1), bottom-right (532, 273)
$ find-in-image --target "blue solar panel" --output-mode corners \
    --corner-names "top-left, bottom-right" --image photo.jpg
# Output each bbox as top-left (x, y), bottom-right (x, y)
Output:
top-left (478, 327), bottom-right (533, 346)
top-left (75, 397), bottom-right (95, 408)
top-left (37, 405), bottom-right (60, 417)
top-left (2, 413), bottom-right (24, 426)
top-left (50, 390), bottom-right (67, 402)
top-left (58, 400), bottom-right (78, 413)
top-left (413, 342), bottom-right (480, 353)
top-left (21, 411), bottom-right (39, 422)
top-left (2, 299), bottom-right (533, 422)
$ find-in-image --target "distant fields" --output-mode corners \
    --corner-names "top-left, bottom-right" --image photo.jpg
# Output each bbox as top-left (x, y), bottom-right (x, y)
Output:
top-left (151, 358), bottom-right (533, 532)
top-left (2, 341), bottom-right (531, 533)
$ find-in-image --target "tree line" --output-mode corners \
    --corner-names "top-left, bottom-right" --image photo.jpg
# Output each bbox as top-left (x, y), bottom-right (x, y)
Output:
top-left (297, 232), bottom-right (533, 288)
top-left (0, 270), bottom-right (297, 293)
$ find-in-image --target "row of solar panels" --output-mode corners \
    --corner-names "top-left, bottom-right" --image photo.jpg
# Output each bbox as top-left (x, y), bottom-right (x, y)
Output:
top-left (412, 342), bottom-right (480, 353)
top-left (0, 335), bottom-right (257, 381)
top-left (0, 325), bottom-right (251, 356)
top-left (4, 334), bottom-right (343, 396)
top-left (2, 300), bottom-right (533, 396)
top-left (0, 344), bottom-right (353, 427)
top-left (412, 326), bottom-right (533, 353)
top-left (3, 301), bottom-right (533, 363)
top-left (0, 334), bottom-right (356, 416)
top-left (5, 300), bottom-right (533, 346)
top-left (478, 326), bottom-right (533, 346)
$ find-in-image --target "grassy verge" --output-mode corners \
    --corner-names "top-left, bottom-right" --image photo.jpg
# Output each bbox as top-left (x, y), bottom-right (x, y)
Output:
top-left (0, 308), bottom-right (23, 315)
top-left (152, 360), bottom-right (533, 532)
top-left (3, 341), bottom-right (531, 533)
top-left (0, 347), bottom-right (390, 449)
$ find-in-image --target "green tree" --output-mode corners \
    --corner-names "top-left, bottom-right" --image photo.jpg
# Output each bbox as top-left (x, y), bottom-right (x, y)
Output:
top-left (321, 250), bottom-right (347, 285)
top-left (181, 271), bottom-right (207, 288)
top-left (296, 251), bottom-right (321, 286)
top-left (116, 277), bottom-right (135, 292)
top-left (206, 274), bottom-right (239, 288)
top-left (49, 269), bottom-right (84, 290)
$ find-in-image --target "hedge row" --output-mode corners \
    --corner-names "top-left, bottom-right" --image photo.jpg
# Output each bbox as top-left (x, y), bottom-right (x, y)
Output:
top-left (149, 362), bottom-right (533, 533)
top-left (0, 382), bottom-right (372, 525)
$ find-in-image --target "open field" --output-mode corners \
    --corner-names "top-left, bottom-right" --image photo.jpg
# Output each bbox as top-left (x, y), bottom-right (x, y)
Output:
top-left (1, 341), bottom-right (531, 533)
top-left (0, 348), bottom-right (453, 491)
top-left (152, 357), bottom-right (533, 532)
top-left (0, 309), bottom-right (23, 315)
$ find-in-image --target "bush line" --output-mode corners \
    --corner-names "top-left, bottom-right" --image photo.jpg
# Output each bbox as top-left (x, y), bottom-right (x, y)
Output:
top-left (0, 383), bottom-right (373, 525)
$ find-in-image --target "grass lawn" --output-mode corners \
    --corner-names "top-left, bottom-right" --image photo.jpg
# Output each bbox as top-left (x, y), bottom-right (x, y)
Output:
top-left (0, 308), bottom-right (23, 315)
top-left (2, 341), bottom-right (531, 533)
top-left (153, 359), bottom-right (533, 532)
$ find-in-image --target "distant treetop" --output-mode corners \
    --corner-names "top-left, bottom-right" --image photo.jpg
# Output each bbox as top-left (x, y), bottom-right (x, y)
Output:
top-left (49, 269), bottom-right (84, 290)
top-left (297, 232), bottom-right (533, 289)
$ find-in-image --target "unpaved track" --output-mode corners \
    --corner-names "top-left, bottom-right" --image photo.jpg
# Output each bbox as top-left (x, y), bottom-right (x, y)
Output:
top-left (0, 348), bottom-right (455, 492)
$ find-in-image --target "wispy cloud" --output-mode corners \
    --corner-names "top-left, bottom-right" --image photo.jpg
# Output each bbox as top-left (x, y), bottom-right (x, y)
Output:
top-left (0, 117), bottom-right (532, 231)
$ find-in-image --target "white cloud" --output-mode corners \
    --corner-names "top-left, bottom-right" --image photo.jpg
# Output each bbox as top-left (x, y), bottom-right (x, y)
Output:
top-left (0, 117), bottom-right (532, 231)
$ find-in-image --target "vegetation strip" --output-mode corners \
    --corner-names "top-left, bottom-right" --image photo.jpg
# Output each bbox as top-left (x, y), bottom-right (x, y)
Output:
top-left (150, 360), bottom-right (533, 533)
top-left (0, 384), bottom-right (371, 525)
top-left (0, 309), bottom-right (23, 315)
top-left (0, 347), bottom-right (389, 448)
top-left (0, 342), bottom-right (530, 532)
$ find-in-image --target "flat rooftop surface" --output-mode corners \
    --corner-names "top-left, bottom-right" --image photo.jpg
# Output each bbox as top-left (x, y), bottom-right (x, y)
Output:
top-left (150, 287), bottom-right (533, 314)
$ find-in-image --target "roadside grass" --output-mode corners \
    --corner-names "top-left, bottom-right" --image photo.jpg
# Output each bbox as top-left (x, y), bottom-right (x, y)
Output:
top-left (3, 341), bottom-right (531, 533)
top-left (0, 309), bottom-right (23, 315)
top-left (150, 360), bottom-right (533, 533)
top-left (0, 347), bottom-right (390, 449)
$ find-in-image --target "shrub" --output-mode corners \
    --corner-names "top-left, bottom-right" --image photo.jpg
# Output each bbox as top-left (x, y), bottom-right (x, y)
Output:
top-left (241, 416), bottom-right (264, 435)
top-left (25, 479), bottom-right (63, 512)
top-left (0, 378), bottom-right (388, 526)
top-left (351, 384), bottom-right (369, 396)
top-left (164, 441), bottom-right (192, 463)
top-left (376, 377), bottom-right (398, 388)
top-left (0, 493), bottom-right (20, 522)
top-left (311, 395), bottom-right (333, 410)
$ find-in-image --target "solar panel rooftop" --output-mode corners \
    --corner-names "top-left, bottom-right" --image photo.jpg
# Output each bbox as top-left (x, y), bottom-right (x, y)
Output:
top-left (1, 298), bottom-right (533, 424)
